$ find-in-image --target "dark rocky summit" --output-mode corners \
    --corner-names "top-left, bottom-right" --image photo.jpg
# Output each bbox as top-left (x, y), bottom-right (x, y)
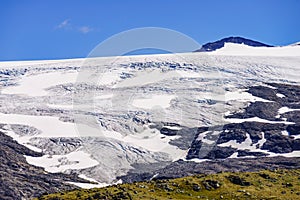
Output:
top-left (196, 36), bottom-right (273, 52)
top-left (0, 128), bottom-right (89, 200)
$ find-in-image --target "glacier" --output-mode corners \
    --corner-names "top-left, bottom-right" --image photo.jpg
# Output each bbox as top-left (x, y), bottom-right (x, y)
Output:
top-left (0, 43), bottom-right (300, 187)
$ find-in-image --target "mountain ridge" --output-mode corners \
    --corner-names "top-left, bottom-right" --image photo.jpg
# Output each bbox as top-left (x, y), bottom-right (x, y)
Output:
top-left (196, 36), bottom-right (274, 52)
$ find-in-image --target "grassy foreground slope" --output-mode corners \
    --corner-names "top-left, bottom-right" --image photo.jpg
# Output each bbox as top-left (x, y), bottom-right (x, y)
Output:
top-left (38, 169), bottom-right (300, 200)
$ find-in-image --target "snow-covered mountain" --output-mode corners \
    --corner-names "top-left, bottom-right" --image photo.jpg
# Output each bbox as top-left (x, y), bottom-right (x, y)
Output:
top-left (0, 39), bottom-right (300, 199)
top-left (196, 36), bottom-right (300, 56)
top-left (196, 36), bottom-right (273, 52)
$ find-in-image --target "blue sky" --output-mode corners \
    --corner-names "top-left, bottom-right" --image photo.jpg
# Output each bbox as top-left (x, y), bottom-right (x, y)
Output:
top-left (0, 0), bottom-right (299, 61)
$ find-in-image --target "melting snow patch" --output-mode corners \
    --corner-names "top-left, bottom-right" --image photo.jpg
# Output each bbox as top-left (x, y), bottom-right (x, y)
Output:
top-left (278, 107), bottom-right (300, 114)
top-left (162, 126), bottom-right (182, 130)
top-left (256, 132), bottom-right (267, 147)
top-left (219, 133), bottom-right (254, 150)
top-left (282, 130), bottom-right (289, 136)
top-left (276, 93), bottom-right (286, 98)
top-left (225, 117), bottom-right (295, 125)
top-left (66, 181), bottom-right (109, 189)
top-left (66, 174), bottom-right (112, 189)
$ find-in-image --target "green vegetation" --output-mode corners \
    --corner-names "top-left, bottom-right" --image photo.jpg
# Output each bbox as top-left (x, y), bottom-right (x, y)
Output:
top-left (38, 169), bottom-right (300, 200)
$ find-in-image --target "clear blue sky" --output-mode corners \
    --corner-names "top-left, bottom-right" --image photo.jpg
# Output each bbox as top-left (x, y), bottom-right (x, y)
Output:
top-left (0, 0), bottom-right (299, 61)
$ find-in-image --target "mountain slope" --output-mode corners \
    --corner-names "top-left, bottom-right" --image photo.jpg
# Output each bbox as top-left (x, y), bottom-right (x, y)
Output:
top-left (0, 47), bottom-right (300, 199)
top-left (38, 168), bottom-right (300, 200)
top-left (0, 125), bottom-right (91, 200)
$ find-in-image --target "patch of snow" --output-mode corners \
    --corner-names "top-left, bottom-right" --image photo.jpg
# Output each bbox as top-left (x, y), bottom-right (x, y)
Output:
top-left (219, 133), bottom-right (254, 150)
top-left (68, 174), bottom-right (112, 189)
top-left (67, 181), bottom-right (109, 189)
top-left (292, 135), bottom-right (300, 139)
top-left (78, 174), bottom-right (99, 183)
top-left (256, 132), bottom-right (266, 147)
top-left (278, 151), bottom-right (300, 157)
top-left (182, 158), bottom-right (209, 163)
top-left (278, 107), bottom-right (300, 114)
top-left (224, 117), bottom-right (295, 125)
top-left (282, 130), bottom-right (289, 136)
top-left (162, 126), bottom-right (182, 130)
top-left (228, 152), bottom-right (239, 158)
top-left (276, 93), bottom-right (286, 98)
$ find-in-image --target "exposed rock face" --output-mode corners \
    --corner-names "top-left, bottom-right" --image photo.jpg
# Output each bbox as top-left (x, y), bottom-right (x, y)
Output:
top-left (160, 127), bottom-right (178, 136)
top-left (185, 83), bottom-right (300, 159)
top-left (0, 130), bottom-right (88, 200)
top-left (202, 180), bottom-right (221, 190)
top-left (226, 101), bottom-right (282, 121)
top-left (227, 175), bottom-right (251, 186)
top-left (237, 150), bottom-right (268, 157)
top-left (203, 146), bottom-right (236, 159)
top-left (196, 37), bottom-right (273, 52)
top-left (119, 157), bottom-right (300, 183)
top-left (249, 83), bottom-right (300, 109)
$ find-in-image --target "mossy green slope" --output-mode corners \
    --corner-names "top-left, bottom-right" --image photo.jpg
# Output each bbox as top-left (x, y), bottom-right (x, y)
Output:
top-left (38, 169), bottom-right (300, 200)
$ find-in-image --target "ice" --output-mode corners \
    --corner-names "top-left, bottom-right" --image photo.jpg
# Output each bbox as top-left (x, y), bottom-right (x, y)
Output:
top-left (0, 113), bottom-right (80, 137)
top-left (225, 91), bottom-right (271, 102)
top-left (1, 71), bottom-right (78, 96)
top-left (132, 95), bottom-right (176, 109)
top-left (0, 49), bottom-right (300, 185)
top-left (101, 127), bottom-right (186, 161)
top-left (47, 104), bottom-right (73, 110)
top-left (114, 70), bottom-right (178, 88)
top-left (25, 150), bottom-right (99, 173)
